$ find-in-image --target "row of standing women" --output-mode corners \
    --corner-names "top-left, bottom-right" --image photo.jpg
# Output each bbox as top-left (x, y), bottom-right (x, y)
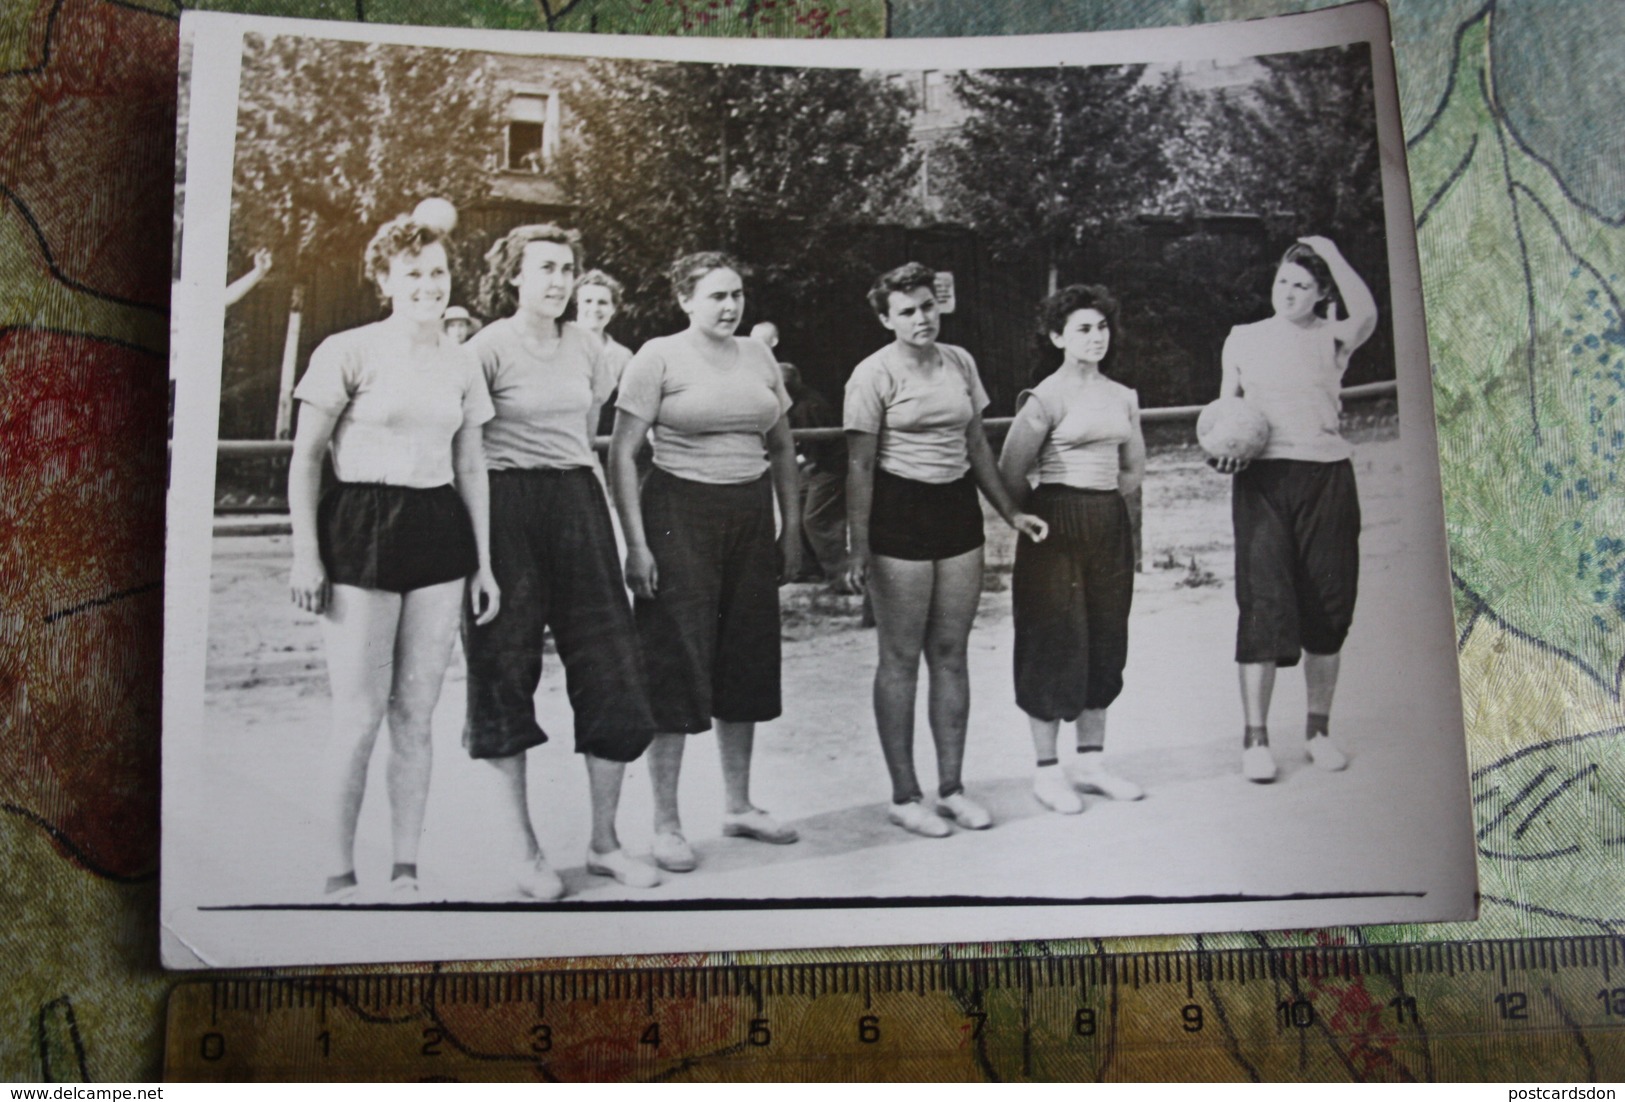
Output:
top-left (289, 217), bottom-right (1376, 899)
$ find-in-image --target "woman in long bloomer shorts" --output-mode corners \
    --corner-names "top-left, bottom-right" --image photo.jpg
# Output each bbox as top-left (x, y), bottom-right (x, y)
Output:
top-left (461, 225), bottom-right (661, 899)
top-left (607, 252), bottom-right (803, 875)
top-left (845, 262), bottom-right (1048, 839)
top-left (998, 285), bottom-right (1146, 815)
top-left (287, 216), bottom-right (499, 900)
top-left (1212, 236), bottom-right (1378, 783)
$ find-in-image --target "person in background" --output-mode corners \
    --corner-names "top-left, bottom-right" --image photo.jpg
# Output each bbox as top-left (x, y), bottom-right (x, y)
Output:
top-left (750, 321), bottom-right (780, 351)
top-left (442, 306), bottom-right (480, 345)
top-left (224, 247), bottom-right (273, 307)
top-left (287, 216), bottom-right (497, 900)
top-left (781, 361), bottom-right (850, 587)
top-left (1213, 236), bottom-right (1378, 783)
top-left (998, 284), bottom-right (1145, 815)
top-left (608, 252), bottom-right (803, 874)
top-left (844, 261), bottom-right (1048, 838)
top-left (575, 270), bottom-right (633, 441)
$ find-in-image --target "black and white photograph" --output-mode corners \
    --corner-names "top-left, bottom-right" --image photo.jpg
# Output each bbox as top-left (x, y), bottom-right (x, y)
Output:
top-left (163, 2), bottom-right (1477, 968)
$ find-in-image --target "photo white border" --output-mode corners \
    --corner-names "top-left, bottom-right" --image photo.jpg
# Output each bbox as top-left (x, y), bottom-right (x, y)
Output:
top-left (163, 0), bottom-right (1477, 968)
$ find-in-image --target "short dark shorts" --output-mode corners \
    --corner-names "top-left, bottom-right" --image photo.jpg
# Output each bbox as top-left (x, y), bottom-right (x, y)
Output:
top-left (1232, 458), bottom-right (1360, 667)
top-left (317, 481), bottom-right (477, 594)
top-left (869, 468), bottom-right (985, 562)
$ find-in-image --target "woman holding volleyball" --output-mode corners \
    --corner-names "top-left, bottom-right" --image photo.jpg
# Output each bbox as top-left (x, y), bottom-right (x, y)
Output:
top-left (608, 252), bottom-right (802, 874)
top-left (998, 285), bottom-right (1145, 814)
top-left (845, 261), bottom-right (1048, 838)
top-left (1214, 236), bottom-right (1377, 783)
top-left (288, 215), bottom-right (497, 899)
top-left (462, 225), bottom-right (661, 898)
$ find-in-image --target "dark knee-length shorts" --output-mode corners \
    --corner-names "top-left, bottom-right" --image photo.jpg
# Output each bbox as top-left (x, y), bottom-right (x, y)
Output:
top-left (318, 481), bottom-right (477, 593)
top-left (1012, 485), bottom-right (1134, 721)
top-left (1232, 458), bottom-right (1360, 667)
top-left (637, 467), bottom-right (782, 733)
top-left (462, 467), bottom-right (657, 763)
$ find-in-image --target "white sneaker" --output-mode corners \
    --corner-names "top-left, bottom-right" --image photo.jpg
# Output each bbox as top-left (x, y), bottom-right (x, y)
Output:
top-left (586, 848), bottom-right (662, 889)
top-left (1307, 736), bottom-right (1349, 772)
top-left (1069, 758), bottom-right (1145, 801)
top-left (514, 855), bottom-right (566, 900)
top-left (936, 792), bottom-right (993, 830)
top-left (1033, 768), bottom-right (1084, 814)
top-left (888, 800), bottom-right (951, 838)
top-left (1242, 745), bottom-right (1278, 783)
top-left (651, 831), bottom-right (698, 873)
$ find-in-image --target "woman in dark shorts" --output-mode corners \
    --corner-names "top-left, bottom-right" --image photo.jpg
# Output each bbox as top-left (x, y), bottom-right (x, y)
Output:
top-left (998, 285), bottom-right (1146, 815)
top-left (462, 225), bottom-right (660, 898)
top-left (1213, 236), bottom-right (1378, 783)
top-left (844, 262), bottom-right (1048, 838)
top-left (288, 216), bottom-right (498, 899)
top-left (607, 252), bottom-right (803, 874)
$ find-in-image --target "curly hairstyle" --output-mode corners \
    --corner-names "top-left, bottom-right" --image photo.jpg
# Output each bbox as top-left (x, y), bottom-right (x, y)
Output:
top-left (574, 268), bottom-right (624, 310)
top-left (1276, 243), bottom-right (1335, 314)
top-left (1039, 284), bottom-right (1122, 372)
top-left (363, 216), bottom-right (447, 300)
top-left (477, 224), bottom-right (584, 319)
top-left (866, 261), bottom-right (937, 317)
top-left (668, 251), bottom-right (747, 302)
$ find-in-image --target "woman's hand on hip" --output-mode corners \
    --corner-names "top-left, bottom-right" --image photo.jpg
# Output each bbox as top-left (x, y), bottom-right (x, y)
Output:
top-left (1011, 511), bottom-right (1049, 543)
top-left (289, 553), bottom-right (330, 616)
top-left (624, 545), bottom-right (659, 600)
top-left (468, 567), bottom-right (501, 626)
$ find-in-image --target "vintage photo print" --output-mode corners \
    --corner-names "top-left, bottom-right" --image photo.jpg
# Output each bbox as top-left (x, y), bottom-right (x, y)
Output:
top-left (163, 2), bottom-right (1477, 967)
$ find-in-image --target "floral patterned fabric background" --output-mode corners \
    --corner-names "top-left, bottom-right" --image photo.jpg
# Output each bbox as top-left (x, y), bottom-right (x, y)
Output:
top-left (2, 0), bottom-right (1622, 1081)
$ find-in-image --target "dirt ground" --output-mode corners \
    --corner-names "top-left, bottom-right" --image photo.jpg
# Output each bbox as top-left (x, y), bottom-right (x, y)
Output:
top-left (192, 431), bottom-right (1457, 912)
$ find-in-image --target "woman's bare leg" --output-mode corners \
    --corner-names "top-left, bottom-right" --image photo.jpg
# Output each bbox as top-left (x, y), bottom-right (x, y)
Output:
top-left (385, 578), bottom-right (463, 870)
top-left (318, 585), bottom-right (402, 883)
top-left (868, 555), bottom-right (936, 805)
top-left (586, 754), bottom-right (627, 855)
top-left (648, 733), bottom-right (687, 836)
top-left (483, 753), bottom-right (541, 863)
top-left (923, 547), bottom-right (982, 799)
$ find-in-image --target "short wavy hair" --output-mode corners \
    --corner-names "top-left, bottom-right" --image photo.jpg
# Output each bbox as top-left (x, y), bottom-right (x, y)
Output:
top-left (1039, 284), bottom-right (1122, 371)
top-left (668, 251), bottom-right (748, 302)
top-left (1277, 243), bottom-right (1334, 310)
top-left (363, 216), bottom-right (447, 298)
top-left (866, 261), bottom-right (936, 317)
top-left (478, 224), bottom-right (584, 319)
top-left (575, 268), bottom-right (624, 310)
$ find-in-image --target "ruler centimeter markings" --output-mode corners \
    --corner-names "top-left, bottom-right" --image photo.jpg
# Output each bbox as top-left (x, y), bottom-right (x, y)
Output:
top-left (167, 937), bottom-right (1625, 1081)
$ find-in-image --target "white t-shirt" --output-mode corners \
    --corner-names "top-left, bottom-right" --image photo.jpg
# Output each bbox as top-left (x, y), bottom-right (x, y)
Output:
top-left (473, 319), bottom-right (613, 471)
top-left (1014, 370), bottom-right (1138, 491)
top-left (293, 321), bottom-right (493, 488)
top-left (1223, 316), bottom-right (1351, 462)
top-left (843, 343), bottom-right (990, 484)
top-left (616, 334), bottom-right (790, 485)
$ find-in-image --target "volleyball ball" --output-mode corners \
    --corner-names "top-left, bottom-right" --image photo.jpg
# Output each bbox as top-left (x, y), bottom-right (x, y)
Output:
top-left (1196, 397), bottom-right (1270, 462)
top-left (412, 197), bottom-right (459, 234)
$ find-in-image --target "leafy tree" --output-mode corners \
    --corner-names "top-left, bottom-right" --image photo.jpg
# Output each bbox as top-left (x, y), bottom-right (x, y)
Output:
top-left (224, 34), bottom-right (504, 436)
top-left (939, 64), bottom-right (1178, 291)
top-left (231, 33), bottom-right (504, 291)
top-left (556, 59), bottom-right (920, 340)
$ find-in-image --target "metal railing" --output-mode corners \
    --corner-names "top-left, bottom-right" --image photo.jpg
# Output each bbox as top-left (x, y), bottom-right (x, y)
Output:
top-left (209, 379), bottom-right (1397, 458)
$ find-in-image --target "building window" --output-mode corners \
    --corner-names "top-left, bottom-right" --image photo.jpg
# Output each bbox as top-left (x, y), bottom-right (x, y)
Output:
top-left (505, 91), bottom-right (555, 172)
